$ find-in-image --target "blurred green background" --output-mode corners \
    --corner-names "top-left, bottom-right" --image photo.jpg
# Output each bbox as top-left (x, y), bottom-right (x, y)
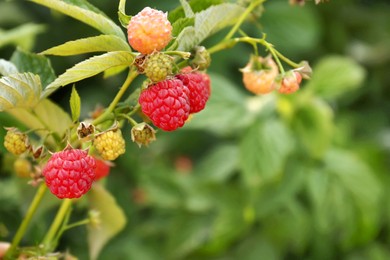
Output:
top-left (1, 0), bottom-right (390, 259)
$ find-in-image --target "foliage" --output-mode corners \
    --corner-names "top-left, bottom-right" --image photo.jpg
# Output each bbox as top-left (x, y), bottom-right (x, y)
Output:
top-left (0, 0), bottom-right (389, 259)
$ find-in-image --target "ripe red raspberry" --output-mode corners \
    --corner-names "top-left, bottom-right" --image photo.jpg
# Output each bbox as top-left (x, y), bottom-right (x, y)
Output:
top-left (94, 158), bottom-right (111, 181)
top-left (43, 149), bottom-right (96, 199)
top-left (127, 7), bottom-right (172, 54)
top-left (176, 69), bottom-right (211, 113)
top-left (240, 55), bottom-right (279, 94)
top-left (139, 79), bottom-right (190, 131)
top-left (278, 71), bottom-right (302, 94)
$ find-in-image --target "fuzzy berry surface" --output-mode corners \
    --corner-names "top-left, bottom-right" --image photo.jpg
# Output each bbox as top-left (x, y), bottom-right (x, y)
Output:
top-left (4, 131), bottom-right (29, 155)
top-left (94, 130), bottom-right (126, 161)
top-left (176, 70), bottom-right (211, 113)
top-left (144, 52), bottom-right (173, 82)
top-left (139, 79), bottom-right (190, 131)
top-left (127, 7), bottom-right (172, 54)
top-left (43, 149), bottom-right (96, 199)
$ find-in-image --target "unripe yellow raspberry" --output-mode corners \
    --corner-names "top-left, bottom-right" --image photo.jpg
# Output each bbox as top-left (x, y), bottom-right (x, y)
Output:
top-left (240, 55), bottom-right (279, 95)
top-left (13, 158), bottom-right (32, 178)
top-left (94, 129), bottom-right (126, 161)
top-left (4, 128), bottom-right (29, 155)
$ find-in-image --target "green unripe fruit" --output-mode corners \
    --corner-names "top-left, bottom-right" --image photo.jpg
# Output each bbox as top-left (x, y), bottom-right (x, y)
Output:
top-left (144, 52), bottom-right (173, 82)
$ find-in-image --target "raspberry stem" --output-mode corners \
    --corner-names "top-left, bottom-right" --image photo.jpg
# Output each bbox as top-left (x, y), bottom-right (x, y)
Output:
top-left (93, 68), bottom-right (138, 126)
top-left (119, 113), bottom-right (138, 126)
top-left (42, 199), bottom-right (73, 252)
top-left (223, 0), bottom-right (265, 41)
top-left (208, 36), bottom-right (301, 74)
top-left (4, 183), bottom-right (48, 260)
top-left (164, 51), bottom-right (191, 59)
top-left (273, 49), bottom-right (301, 68)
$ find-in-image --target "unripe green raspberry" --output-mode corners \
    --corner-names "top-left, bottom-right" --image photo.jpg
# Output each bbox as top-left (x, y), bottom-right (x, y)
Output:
top-left (144, 52), bottom-right (173, 82)
top-left (189, 46), bottom-right (211, 70)
top-left (4, 128), bottom-right (29, 155)
top-left (94, 129), bottom-right (126, 161)
top-left (131, 122), bottom-right (156, 147)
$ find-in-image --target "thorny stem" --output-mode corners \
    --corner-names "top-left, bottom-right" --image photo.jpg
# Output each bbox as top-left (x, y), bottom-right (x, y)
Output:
top-left (4, 183), bottom-right (48, 260)
top-left (42, 199), bottom-right (73, 252)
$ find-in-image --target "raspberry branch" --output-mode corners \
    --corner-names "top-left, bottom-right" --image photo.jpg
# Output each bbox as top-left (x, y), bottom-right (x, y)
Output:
top-left (41, 199), bottom-right (73, 252)
top-left (92, 68), bottom-right (138, 126)
top-left (4, 184), bottom-right (48, 260)
top-left (223, 0), bottom-right (265, 41)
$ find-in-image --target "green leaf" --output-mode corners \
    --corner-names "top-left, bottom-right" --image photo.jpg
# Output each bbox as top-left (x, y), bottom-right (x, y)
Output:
top-left (118, 11), bottom-right (131, 28)
top-left (0, 72), bottom-right (42, 111)
top-left (240, 119), bottom-right (294, 187)
top-left (262, 200), bottom-right (310, 253)
top-left (7, 99), bottom-right (72, 145)
top-left (306, 149), bottom-right (382, 247)
top-left (195, 144), bottom-right (239, 184)
top-left (0, 23), bottom-right (45, 50)
top-left (103, 65), bottom-right (128, 79)
top-left (88, 183), bottom-right (126, 260)
top-left (118, 0), bottom-right (131, 28)
top-left (42, 51), bottom-right (134, 97)
top-left (165, 212), bottom-right (212, 259)
top-left (180, 0), bottom-right (194, 18)
top-left (69, 85), bottom-right (81, 122)
top-left (30, 0), bottom-right (125, 40)
top-left (176, 3), bottom-right (245, 51)
top-left (0, 59), bottom-right (18, 76)
top-left (197, 186), bottom-right (251, 255)
top-left (171, 17), bottom-right (194, 38)
top-left (40, 35), bottom-right (131, 56)
top-left (254, 163), bottom-right (306, 219)
top-left (168, 0), bottom-right (224, 23)
top-left (231, 233), bottom-right (281, 260)
top-left (10, 48), bottom-right (56, 88)
top-left (306, 56), bottom-right (366, 99)
top-left (63, 0), bottom-right (106, 15)
top-left (292, 98), bottom-right (333, 158)
top-left (261, 1), bottom-right (321, 55)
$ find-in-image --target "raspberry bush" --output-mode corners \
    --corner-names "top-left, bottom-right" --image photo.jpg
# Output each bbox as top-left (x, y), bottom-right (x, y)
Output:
top-left (1, 0), bottom-right (385, 259)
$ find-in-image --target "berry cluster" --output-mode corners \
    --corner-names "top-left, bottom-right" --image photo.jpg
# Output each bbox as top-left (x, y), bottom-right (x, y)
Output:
top-left (139, 69), bottom-right (211, 131)
top-left (126, 7), bottom-right (211, 131)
